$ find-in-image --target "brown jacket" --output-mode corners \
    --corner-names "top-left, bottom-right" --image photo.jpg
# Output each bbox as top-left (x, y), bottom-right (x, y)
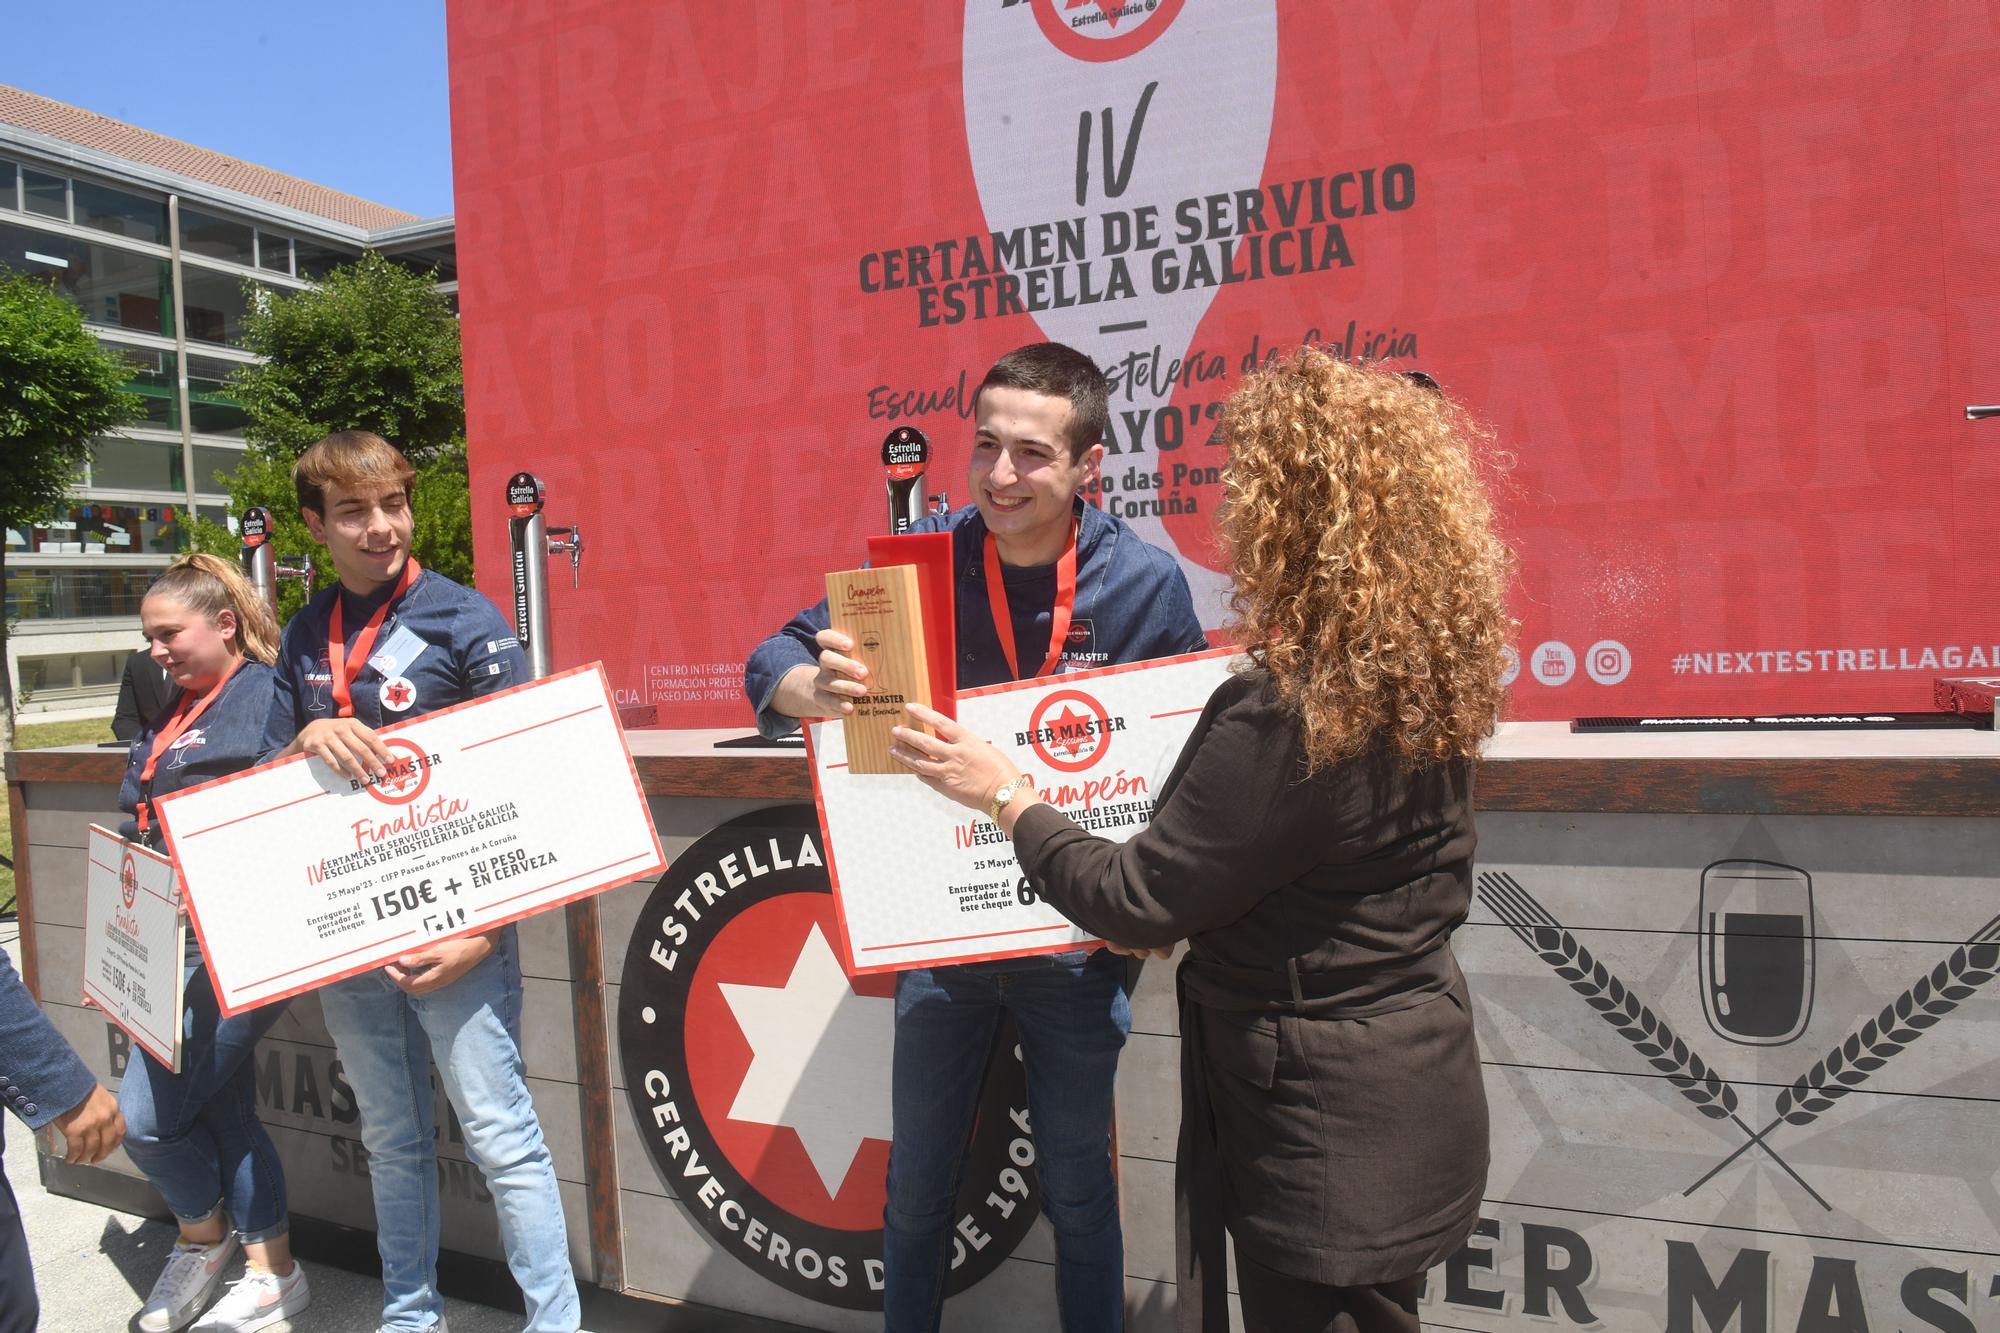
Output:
top-left (1013, 668), bottom-right (1488, 1321)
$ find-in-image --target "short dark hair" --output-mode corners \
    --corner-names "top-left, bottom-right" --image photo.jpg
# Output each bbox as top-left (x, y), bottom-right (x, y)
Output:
top-left (974, 343), bottom-right (1109, 461)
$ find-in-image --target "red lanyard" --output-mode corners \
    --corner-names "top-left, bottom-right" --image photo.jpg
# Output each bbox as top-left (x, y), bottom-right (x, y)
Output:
top-left (329, 557), bottom-right (421, 718)
top-left (983, 522), bottom-right (1077, 681)
top-left (136, 653), bottom-right (245, 834)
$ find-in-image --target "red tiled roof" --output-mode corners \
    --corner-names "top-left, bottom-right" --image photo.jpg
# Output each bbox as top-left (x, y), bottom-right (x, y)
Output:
top-left (0, 84), bottom-right (420, 231)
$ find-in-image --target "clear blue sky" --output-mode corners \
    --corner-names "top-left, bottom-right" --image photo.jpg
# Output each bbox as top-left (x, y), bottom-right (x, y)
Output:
top-left (7, 1), bottom-right (455, 218)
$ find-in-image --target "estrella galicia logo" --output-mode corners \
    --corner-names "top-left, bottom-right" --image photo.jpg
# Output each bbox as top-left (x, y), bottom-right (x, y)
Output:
top-left (1014, 0), bottom-right (1185, 63)
top-left (616, 806), bottom-right (1040, 1309)
top-left (1478, 870), bottom-right (2000, 1213)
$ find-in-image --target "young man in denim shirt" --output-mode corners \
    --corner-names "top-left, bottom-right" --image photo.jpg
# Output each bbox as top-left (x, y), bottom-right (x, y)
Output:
top-left (264, 430), bottom-right (578, 1333)
top-left (745, 343), bottom-right (1209, 1332)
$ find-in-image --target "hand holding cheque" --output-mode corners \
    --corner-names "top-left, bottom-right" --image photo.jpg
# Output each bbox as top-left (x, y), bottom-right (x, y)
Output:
top-left (270, 719), bottom-right (497, 993)
top-left (152, 665), bottom-right (662, 1016)
top-left (890, 702), bottom-right (1175, 961)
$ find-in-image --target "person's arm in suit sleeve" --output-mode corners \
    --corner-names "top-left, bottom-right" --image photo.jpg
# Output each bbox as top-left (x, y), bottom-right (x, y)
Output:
top-left (1011, 680), bottom-right (1342, 948)
top-left (111, 654), bottom-right (147, 743)
top-left (260, 627), bottom-right (304, 763)
top-left (744, 598), bottom-right (835, 739)
top-left (0, 948), bottom-right (123, 1162)
top-left (1162, 567), bottom-right (1214, 656)
top-left (455, 604), bottom-right (529, 698)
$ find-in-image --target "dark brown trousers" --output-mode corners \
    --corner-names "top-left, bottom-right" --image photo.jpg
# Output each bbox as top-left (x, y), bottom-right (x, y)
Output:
top-left (1235, 1249), bottom-right (1423, 1333)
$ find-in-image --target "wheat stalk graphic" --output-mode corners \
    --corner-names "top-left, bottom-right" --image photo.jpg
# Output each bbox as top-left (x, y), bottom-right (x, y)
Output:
top-left (1477, 872), bottom-right (1740, 1119)
top-left (1769, 915), bottom-right (2000, 1125)
top-left (1680, 912), bottom-right (2000, 1202)
top-left (1479, 870), bottom-right (1831, 1208)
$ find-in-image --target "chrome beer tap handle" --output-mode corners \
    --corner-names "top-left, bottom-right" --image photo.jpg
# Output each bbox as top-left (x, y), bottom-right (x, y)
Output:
top-left (548, 525), bottom-right (584, 588)
top-left (276, 557), bottom-right (314, 599)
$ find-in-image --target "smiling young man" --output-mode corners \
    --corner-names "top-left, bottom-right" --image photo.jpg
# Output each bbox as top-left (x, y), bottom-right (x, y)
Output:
top-left (262, 430), bottom-right (578, 1333)
top-left (745, 343), bottom-right (1210, 1332)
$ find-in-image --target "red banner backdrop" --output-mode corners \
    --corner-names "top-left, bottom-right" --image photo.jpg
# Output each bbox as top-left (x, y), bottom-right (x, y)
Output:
top-left (446, 1), bottom-right (2000, 727)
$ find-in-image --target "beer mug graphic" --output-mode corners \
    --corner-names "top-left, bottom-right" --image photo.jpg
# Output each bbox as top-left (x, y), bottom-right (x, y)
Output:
top-left (1698, 859), bottom-right (1815, 1046)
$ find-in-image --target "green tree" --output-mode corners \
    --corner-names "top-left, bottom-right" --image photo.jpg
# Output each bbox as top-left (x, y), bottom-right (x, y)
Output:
top-left (0, 272), bottom-right (142, 747)
top-left (193, 253), bottom-right (471, 620)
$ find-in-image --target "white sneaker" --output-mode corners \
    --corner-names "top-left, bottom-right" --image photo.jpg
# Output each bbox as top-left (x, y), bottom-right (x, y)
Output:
top-left (138, 1236), bottom-right (239, 1332)
top-left (190, 1261), bottom-right (311, 1332)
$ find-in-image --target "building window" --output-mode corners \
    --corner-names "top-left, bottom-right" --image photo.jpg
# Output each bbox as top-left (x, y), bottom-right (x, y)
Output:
top-left (6, 502), bottom-right (182, 556)
top-left (0, 159), bottom-right (16, 210)
top-left (0, 222), bottom-right (173, 335)
top-left (178, 264), bottom-right (252, 345)
top-left (178, 207), bottom-right (256, 266)
top-left (185, 354), bottom-right (250, 436)
top-left (257, 231), bottom-right (292, 275)
top-left (292, 237), bottom-right (350, 281)
top-left (88, 439), bottom-right (238, 497)
top-left (4, 567), bottom-right (158, 622)
top-left (22, 168), bottom-right (67, 220)
top-left (90, 439), bottom-right (179, 494)
top-left (193, 445), bottom-right (241, 488)
top-left (385, 247), bottom-right (457, 283)
top-left (72, 179), bottom-right (169, 246)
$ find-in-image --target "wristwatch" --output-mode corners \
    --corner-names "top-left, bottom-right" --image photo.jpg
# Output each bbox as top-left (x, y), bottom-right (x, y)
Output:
top-left (987, 775), bottom-right (1031, 824)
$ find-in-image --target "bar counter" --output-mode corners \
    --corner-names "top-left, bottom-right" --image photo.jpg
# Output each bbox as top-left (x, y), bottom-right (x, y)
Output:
top-left (10, 721), bottom-right (2000, 1331)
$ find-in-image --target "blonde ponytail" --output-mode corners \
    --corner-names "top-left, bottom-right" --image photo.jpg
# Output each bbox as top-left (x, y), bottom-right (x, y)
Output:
top-left (146, 553), bottom-right (281, 665)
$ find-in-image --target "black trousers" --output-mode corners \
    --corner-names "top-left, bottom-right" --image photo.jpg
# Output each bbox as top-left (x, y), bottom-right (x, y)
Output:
top-left (1236, 1249), bottom-right (1422, 1333)
top-left (0, 1157), bottom-right (37, 1333)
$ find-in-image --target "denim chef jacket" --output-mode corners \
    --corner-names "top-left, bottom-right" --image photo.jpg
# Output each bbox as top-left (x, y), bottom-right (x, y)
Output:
top-left (263, 568), bottom-right (529, 752)
top-left (745, 499), bottom-right (1212, 739)
top-left (118, 660), bottom-right (278, 850)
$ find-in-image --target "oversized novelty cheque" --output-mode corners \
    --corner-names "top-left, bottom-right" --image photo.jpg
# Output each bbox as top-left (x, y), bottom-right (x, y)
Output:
top-left (808, 649), bottom-right (1236, 974)
top-left (154, 664), bottom-right (663, 1015)
top-left (81, 825), bottom-right (187, 1071)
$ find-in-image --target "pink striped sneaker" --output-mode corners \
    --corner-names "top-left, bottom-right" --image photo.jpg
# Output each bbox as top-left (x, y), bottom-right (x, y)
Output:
top-left (189, 1261), bottom-right (310, 1332)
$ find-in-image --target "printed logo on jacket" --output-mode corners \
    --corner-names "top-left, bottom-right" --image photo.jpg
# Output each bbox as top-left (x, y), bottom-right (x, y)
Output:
top-left (616, 806), bottom-right (1041, 1309)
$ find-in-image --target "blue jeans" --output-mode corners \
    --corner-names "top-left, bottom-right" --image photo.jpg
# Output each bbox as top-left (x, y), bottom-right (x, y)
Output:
top-left (317, 925), bottom-right (578, 1332)
top-left (883, 948), bottom-right (1130, 1333)
top-left (120, 942), bottom-right (290, 1243)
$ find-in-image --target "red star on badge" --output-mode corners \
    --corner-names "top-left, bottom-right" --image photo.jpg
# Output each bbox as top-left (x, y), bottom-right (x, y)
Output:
top-left (1046, 704), bottom-right (1096, 757)
top-left (383, 681), bottom-right (413, 706)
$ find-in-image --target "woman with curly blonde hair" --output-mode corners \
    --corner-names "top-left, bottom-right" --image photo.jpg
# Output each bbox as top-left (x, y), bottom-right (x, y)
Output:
top-left (894, 347), bottom-right (1510, 1332)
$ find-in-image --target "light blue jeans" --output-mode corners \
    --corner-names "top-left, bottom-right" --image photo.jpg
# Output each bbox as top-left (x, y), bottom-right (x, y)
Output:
top-left (317, 924), bottom-right (578, 1332)
top-left (119, 941), bottom-right (289, 1243)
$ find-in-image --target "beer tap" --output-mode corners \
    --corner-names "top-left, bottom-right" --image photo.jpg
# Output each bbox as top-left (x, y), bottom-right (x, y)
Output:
top-left (238, 505), bottom-right (314, 620)
top-left (547, 524), bottom-right (584, 589)
top-left (505, 473), bottom-right (583, 681)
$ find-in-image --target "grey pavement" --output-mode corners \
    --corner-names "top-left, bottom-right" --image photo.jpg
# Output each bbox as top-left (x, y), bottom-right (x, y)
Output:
top-left (4, 920), bottom-right (526, 1333)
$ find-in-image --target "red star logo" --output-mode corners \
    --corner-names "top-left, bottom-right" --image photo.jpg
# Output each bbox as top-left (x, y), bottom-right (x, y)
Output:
top-left (1045, 704), bottom-right (1096, 758)
top-left (383, 681), bottom-right (413, 706)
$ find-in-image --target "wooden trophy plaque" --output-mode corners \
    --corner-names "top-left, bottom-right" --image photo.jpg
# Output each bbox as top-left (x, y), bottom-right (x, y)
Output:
top-left (825, 563), bottom-right (933, 773)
